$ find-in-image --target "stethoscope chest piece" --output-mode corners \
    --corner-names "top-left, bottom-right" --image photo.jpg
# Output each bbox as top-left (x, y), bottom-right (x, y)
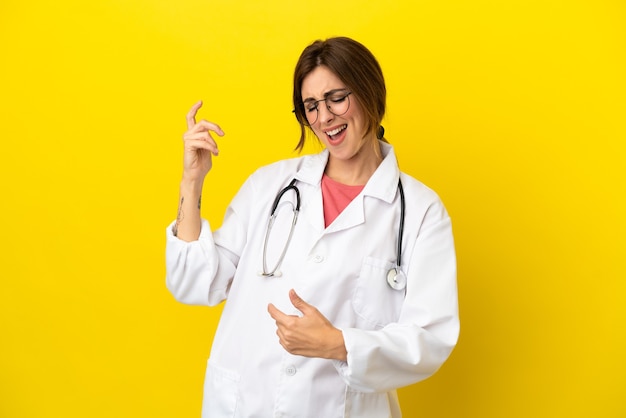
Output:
top-left (386, 267), bottom-right (407, 290)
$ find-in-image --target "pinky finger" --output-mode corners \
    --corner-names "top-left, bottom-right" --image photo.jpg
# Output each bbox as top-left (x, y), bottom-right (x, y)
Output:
top-left (185, 139), bottom-right (219, 155)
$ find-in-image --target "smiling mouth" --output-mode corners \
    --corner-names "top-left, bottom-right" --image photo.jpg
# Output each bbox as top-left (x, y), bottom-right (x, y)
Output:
top-left (326, 124), bottom-right (347, 139)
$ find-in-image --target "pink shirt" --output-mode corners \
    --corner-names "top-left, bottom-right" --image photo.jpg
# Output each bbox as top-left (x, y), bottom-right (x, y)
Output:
top-left (321, 174), bottom-right (365, 228)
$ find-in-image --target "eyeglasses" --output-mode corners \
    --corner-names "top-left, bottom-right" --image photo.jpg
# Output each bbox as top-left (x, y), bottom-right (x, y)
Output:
top-left (297, 90), bottom-right (352, 126)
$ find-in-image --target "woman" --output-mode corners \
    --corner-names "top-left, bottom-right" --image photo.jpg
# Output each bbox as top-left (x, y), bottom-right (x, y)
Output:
top-left (166, 37), bottom-right (459, 418)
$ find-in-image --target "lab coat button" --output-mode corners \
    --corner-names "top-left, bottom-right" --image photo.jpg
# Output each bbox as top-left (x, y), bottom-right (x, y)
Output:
top-left (312, 254), bottom-right (324, 263)
top-left (285, 365), bottom-right (297, 376)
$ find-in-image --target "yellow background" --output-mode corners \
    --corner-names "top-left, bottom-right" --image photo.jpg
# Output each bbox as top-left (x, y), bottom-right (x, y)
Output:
top-left (1, 0), bottom-right (624, 416)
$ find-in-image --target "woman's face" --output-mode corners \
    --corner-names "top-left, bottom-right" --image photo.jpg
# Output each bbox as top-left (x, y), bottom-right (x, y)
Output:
top-left (300, 66), bottom-right (378, 168)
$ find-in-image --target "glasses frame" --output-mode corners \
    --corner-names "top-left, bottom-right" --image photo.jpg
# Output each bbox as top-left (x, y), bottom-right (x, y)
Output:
top-left (294, 90), bottom-right (352, 126)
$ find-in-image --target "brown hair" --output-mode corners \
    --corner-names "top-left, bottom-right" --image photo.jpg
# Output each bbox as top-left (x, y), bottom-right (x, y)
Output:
top-left (292, 37), bottom-right (386, 152)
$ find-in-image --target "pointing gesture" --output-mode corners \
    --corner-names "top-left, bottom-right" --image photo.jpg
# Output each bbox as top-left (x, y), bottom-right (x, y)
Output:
top-left (268, 289), bottom-right (347, 361)
top-left (174, 101), bottom-right (225, 241)
top-left (182, 101), bottom-right (225, 182)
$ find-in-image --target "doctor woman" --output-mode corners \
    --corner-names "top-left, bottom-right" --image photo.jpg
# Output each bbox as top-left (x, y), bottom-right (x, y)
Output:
top-left (166, 37), bottom-right (459, 418)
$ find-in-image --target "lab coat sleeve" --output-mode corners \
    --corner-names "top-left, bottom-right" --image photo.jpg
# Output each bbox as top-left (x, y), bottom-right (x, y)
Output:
top-left (333, 200), bottom-right (459, 393)
top-left (165, 178), bottom-right (253, 306)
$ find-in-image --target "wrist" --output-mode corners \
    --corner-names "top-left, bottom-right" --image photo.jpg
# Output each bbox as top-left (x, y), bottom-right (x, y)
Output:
top-left (328, 328), bottom-right (348, 361)
top-left (180, 177), bottom-right (204, 196)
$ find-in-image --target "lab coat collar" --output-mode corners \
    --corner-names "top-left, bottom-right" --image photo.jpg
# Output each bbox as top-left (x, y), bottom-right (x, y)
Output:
top-left (362, 141), bottom-right (401, 204)
top-left (293, 149), bottom-right (328, 186)
top-left (294, 141), bottom-right (400, 202)
top-left (293, 141), bottom-right (401, 234)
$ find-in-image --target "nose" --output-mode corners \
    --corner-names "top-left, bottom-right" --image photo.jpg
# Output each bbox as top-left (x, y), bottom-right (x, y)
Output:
top-left (317, 104), bottom-right (334, 125)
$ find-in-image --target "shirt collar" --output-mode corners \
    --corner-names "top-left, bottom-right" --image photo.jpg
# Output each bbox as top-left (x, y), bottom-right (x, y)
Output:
top-left (295, 141), bottom-right (400, 204)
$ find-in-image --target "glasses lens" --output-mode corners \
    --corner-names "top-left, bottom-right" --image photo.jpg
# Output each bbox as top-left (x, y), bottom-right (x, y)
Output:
top-left (327, 92), bottom-right (351, 117)
top-left (301, 91), bottom-right (351, 126)
top-left (303, 103), bottom-right (318, 126)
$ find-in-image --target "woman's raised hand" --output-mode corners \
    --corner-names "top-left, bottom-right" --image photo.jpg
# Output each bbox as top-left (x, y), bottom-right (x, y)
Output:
top-left (182, 101), bottom-right (225, 183)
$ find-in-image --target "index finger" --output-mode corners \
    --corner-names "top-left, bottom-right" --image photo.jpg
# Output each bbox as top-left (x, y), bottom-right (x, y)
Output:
top-left (186, 100), bottom-right (203, 129)
top-left (267, 303), bottom-right (289, 322)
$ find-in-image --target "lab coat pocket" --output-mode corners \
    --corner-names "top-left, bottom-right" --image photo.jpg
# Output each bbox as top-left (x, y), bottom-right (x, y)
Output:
top-left (345, 388), bottom-right (392, 418)
top-left (352, 257), bottom-right (405, 328)
top-left (202, 360), bottom-right (240, 418)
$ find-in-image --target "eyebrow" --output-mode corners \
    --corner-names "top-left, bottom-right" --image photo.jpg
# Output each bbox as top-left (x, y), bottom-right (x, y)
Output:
top-left (302, 88), bottom-right (349, 103)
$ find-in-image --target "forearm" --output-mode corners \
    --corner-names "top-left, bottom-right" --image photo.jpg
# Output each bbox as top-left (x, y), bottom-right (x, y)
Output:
top-left (335, 323), bottom-right (457, 392)
top-left (173, 178), bottom-right (203, 241)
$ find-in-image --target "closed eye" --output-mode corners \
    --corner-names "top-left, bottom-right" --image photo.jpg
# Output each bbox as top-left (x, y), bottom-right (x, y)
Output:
top-left (329, 95), bottom-right (348, 103)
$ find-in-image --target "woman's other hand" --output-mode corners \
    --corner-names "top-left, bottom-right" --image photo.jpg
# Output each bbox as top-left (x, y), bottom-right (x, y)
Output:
top-left (182, 100), bottom-right (225, 182)
top-left (268, 289), bottom-right (348, 361)
top-left (173, 101), bottom-right (225, 241)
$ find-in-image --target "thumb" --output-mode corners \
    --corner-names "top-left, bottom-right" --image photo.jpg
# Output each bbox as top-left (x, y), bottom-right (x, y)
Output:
top-left (289, 289), bottom-right (313, 314)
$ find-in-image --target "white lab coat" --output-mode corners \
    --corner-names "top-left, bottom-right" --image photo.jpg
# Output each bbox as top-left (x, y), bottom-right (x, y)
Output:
top-left (166, 142), bottom-right (459, 418)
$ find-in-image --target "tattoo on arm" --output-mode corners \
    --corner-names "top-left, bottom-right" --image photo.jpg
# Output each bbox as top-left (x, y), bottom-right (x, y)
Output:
top-left (173, 197), bottom-right (184, 236)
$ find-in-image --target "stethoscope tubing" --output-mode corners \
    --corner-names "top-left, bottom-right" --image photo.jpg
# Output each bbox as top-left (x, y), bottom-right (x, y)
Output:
top-left (396, 179), bottom-right (405, 267)
top-left (259, 177), bottom-right (406, 290)
top-left (270, 179), bottom-right (300, 214)
top-left (260, 179), bottom-right (300, 277)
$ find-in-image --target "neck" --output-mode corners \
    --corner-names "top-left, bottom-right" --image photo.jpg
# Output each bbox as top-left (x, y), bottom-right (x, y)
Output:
top-left (325, 140), bottom-right (383, 186)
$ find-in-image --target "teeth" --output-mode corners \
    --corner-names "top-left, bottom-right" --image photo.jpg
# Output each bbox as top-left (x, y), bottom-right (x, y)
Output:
top-left (327, 125), bottom-right (347, 136)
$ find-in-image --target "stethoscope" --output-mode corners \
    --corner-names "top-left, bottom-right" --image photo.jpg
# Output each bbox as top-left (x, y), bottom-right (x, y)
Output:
top-left (259, 178), bottom-right (407, 291)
